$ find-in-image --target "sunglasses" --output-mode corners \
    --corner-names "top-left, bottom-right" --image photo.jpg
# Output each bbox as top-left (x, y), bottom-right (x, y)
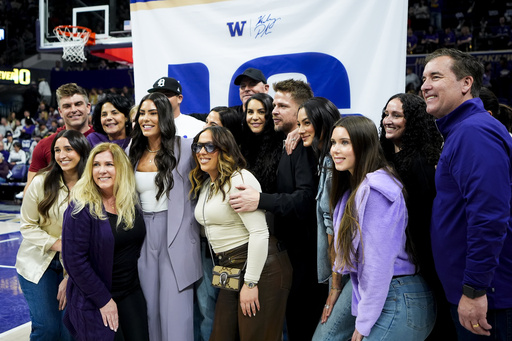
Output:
top-left (192, 142), bottom-right (218, 154)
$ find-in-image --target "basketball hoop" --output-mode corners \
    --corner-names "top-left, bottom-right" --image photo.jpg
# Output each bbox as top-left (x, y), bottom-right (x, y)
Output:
top-left (53, 25), bottom-right (95, 63)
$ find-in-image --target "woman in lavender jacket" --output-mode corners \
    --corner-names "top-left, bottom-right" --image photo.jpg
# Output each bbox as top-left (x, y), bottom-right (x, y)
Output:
top-left (329, 115), bottom-right (435, 340)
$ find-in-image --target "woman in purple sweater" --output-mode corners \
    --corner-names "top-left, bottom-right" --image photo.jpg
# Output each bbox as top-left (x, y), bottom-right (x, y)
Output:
top-left (87, 94), bottom-right (132, 149)
top-left (329, 115), bottom-right (435, 340)
top-left (62, 143), bottom-right (149, 341)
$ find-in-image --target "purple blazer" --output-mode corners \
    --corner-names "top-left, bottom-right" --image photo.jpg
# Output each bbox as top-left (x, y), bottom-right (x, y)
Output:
top-left (133, 137), bottom-right (202, 291)
top-left (162, 137), bottom-right (202, 290)
top-left (62, 202), bottom-right (115, 341)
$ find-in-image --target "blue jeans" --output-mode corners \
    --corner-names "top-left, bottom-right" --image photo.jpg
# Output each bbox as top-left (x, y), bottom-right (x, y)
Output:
top-left (450, 304), bottom-right (512, 340)
top-left (365, 275), bottom-right (436, 340)
top-left (430, 12), bottom-right (442, 30)
top-left (18, 256), bottom-right (74, 341)
top-left (312, 275), bottom-right (355, 341)
top-left (319, 275), bottom-right (435, 340)
top-left (194, 238), bottom-right (219, 341)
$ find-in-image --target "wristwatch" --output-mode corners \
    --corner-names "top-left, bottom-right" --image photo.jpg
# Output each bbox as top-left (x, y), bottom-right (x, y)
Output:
top-left (245, 281), bottom-right (257, 289)
top-left (462, 284), bottom-right (486, 299)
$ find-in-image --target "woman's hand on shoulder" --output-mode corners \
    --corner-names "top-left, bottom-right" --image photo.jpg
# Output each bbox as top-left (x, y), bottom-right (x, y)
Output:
top-left (285, 128), bottom-right (300, 155)
top-left (240, 284), bottom-right (260, 317)
top-left (99, 298), bottom-right (118, 332)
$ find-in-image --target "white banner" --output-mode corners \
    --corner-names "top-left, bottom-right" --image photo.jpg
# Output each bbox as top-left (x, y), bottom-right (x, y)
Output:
top-left (130, 0), bottom-right (408, 125)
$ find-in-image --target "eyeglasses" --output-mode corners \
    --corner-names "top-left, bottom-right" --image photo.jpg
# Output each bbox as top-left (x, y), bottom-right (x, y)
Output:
top-left (192, 142), bottom-right (218, 154)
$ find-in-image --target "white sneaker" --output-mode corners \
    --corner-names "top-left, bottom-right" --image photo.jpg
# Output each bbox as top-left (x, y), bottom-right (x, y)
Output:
top-left (15, 191), bottom-right (23, 199)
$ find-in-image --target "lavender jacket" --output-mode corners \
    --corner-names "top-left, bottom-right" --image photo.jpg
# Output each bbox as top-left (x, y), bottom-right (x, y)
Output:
top-left (333, 169), bottom-right (415, 336)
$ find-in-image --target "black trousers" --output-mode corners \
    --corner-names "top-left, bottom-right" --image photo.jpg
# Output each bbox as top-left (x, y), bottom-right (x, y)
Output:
top-left (113, 287), bottom-right (150, 341)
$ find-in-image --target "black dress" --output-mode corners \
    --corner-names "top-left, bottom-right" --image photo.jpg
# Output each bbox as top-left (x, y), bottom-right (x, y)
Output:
top-left (107, 209), bottom-right (150, 341)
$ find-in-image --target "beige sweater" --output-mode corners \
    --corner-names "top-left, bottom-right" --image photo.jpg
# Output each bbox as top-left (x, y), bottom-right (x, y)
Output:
top-left (195, 169), bottom-right (269, 283)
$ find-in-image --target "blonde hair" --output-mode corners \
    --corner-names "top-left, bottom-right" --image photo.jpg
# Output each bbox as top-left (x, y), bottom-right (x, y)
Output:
top-left (71, 143), bottom-right (138, 230)
top-left (129, 104), bottom-right (139, 123)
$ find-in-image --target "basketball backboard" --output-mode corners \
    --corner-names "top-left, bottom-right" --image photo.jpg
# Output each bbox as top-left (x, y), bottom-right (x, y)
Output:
top-left (38, 0), bottom-right (132, 52)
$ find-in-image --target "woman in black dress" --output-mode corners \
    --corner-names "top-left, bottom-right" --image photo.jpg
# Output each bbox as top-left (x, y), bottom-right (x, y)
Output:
top-left (379, 93), bottom-right (455, 340)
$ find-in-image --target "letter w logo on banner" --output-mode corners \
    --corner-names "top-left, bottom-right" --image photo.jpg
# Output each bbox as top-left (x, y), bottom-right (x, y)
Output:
top-left (226, 21), bottom-right (246, 37)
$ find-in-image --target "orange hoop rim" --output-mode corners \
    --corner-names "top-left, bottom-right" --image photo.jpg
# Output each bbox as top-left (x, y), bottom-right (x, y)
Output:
top-left (53, 25), bottom-right (96, 46)
top-left (54, 25), bottom-right (92, 37)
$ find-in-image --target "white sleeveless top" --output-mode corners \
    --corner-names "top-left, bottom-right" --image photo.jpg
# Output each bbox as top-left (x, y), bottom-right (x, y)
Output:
top-left (135, 171), bottom-right (168, 212)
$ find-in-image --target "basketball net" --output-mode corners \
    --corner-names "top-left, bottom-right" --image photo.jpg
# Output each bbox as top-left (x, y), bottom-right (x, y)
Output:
top-left (53, 26), bottom-right (92, 63)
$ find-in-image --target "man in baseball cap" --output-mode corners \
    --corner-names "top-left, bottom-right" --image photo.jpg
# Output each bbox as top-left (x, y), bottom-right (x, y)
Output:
top-left (148, 77), bottom-right (204, 138)
top-left (148, 77), bottom-right (182, 96)
top-left (234, 68), bottom-right (269, 112)
top-left (4, 130), bottom-right (15, 152)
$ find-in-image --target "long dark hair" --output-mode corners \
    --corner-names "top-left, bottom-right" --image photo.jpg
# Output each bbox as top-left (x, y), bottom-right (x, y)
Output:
top-left (129, 92), bottom-right (180, 200)
top-left (298, 97), bottom-right (340, 164)
top-left (189, 126), bottom-right (246, 201)
top-left (38, 130), bottom-right (91, 224)
top-left (239, 93), bottom-right (283, 193)
top-left (330, 116), bottom-right (402, 271)
top-left (379, 93), bottom-right (442, 174)
top-left (92, 93), bottom-right (132, 138)
top-left (210, 106), bottom-right (242, 134)
top-left (379, 93), bottom-right (442, 272)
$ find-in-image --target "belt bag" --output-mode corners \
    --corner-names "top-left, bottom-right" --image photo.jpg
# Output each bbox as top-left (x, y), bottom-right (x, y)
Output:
top-left (212, 265), bottom-right (243, 291)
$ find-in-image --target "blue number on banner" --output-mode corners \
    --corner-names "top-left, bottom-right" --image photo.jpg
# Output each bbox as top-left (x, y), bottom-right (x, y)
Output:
top-left (167, 52), bottom-right (350, 114)
top-left (167, 62), bottom-right (210, 114)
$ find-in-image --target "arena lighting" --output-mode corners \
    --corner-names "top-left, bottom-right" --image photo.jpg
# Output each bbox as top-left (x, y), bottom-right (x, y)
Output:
top-left (0, 28), bottom-right (4, 41)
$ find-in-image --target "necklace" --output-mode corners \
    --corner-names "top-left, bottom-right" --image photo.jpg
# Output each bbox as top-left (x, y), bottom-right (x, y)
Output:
top-left (146, 146), bottom-right (160, 153)
top-left (103, 198), bottom-right (116, 211)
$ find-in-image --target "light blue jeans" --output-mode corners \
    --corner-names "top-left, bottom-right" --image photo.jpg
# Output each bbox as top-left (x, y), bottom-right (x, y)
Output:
top-left (314, 275), bottom-right (435, 341)
top-left (312, 275), bottom-right (355, 341)
top-left (193, 238), bottom-right (219, 341)
top-left (365, 275), bottom-right (436, 340)
top-left (18, 255), bottom-right (74, 341)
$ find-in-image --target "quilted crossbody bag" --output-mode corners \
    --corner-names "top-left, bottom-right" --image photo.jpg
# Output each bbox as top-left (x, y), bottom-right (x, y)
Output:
top-left (211, 265), bottom-right (244, 291)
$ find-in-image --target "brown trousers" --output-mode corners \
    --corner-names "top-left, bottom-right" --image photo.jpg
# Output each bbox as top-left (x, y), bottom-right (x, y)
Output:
top-left (209, 237), bottom-right (292, 341)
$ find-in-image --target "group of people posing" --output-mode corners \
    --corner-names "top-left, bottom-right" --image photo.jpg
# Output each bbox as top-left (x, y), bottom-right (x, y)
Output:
top-left (15, 47), bottom-right (512, 341)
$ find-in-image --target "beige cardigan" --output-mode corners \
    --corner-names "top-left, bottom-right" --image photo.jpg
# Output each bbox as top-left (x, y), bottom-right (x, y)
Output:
top-left (15, 173), bottom-right (69, 284)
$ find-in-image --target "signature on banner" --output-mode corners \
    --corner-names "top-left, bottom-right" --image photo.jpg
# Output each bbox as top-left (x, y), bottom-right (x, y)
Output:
top-left (254, 14), bottom-right (281, 38)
